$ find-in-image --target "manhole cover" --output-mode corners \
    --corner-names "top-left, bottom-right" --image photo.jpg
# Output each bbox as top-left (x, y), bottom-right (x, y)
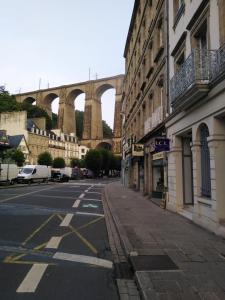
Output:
top-left (130, 255), bottom-right (178, 271)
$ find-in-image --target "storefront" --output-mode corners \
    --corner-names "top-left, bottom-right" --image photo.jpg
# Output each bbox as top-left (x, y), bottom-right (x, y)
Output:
top-left (152, 151), bottom-right (167, 198)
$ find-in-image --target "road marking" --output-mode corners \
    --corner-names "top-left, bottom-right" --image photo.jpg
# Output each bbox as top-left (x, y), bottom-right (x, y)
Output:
top-left (60, 213), bottom-right (74, 226)
top-left (73, 199), bottom-right (81, 208)
top-left (86, 191), bottom-right (102, 195)
top-left (57, 214), bottom-right (98, 255)
top-left (76, 211), bottom-right (104, 217)
top-left (46, 236), bottom-right (62, 249)
top-left (22, 214), bottom-right (55, 246)
top-left (17, 264), bottom-right (48, 293)
top-left (82, 198), bottom-right (102, 202)
top-left (79, 193), bottom-right (85, 198)
top-left (38, 194), bottom-right (74, 199)
top-left (0, 186), bottom-right (55, 203)
top-left (82, 204), bottom-right (98, 208)
top-left (53, 252), bottom-right (113, 269)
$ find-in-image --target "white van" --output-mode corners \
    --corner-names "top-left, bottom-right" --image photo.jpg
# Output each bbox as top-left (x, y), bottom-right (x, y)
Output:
top-left (0, 163), bottom-right (20, 185)
top-left (17, 165), bottom-right (51, 183)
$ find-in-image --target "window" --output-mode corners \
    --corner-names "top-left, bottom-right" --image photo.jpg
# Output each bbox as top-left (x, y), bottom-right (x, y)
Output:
top-left (200, 124), bottom-right (211, 198)
top-left (173, 0), bottom-right (185, 28)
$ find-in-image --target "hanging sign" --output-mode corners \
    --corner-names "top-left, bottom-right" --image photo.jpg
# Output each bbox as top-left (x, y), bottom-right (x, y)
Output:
top-left (132, 144), bottom-right (144, 156)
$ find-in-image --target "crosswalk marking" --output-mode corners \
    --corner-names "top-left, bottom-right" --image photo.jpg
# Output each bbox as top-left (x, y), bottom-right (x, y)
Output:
top-left (16, 264), bottom-right (48, 293)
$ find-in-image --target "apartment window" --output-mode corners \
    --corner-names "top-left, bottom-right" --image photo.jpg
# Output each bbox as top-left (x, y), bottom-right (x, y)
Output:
top-left (174, 50), bottom-right (185, 72)
top-left (173, 0), bottom-right (185, 28)
top-left (193, 20), bottom-right (208, 51)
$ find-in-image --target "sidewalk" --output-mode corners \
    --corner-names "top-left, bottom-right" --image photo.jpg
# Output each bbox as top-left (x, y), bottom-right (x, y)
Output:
top-left (104, 181), bottom-right (225, 300)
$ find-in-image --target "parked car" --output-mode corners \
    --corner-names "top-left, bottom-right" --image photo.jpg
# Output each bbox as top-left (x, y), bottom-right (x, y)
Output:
top-left (51, 170), bottom-right (70, 182)
top-left (17, 165), bottom-right (51, 183)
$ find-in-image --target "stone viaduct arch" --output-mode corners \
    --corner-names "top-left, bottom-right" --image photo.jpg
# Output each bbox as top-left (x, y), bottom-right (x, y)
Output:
top-left (14, 75), bottom-right (124, 154)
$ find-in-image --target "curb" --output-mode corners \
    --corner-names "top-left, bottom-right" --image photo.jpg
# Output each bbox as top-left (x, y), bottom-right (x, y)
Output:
top-left (103, 184), bottom-right (133, 256)
top-left (0, 182), bottom-right (56, 190)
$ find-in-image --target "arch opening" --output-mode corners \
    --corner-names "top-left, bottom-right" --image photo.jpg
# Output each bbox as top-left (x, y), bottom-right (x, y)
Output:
top-left (67, 89), bottom-right (85, 140)
top-left (23, 97), bottom-right (36, 105)
top-left (96, 142), bottom-right (112, 151)
top-left (96, 84), bottom-right (116, 139)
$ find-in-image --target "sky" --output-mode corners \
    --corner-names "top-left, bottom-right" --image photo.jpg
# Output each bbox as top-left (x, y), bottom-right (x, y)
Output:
top-left (0, 0), bottom-right (134, 128)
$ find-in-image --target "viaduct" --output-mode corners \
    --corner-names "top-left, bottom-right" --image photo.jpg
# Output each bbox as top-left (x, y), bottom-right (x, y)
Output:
top-left (14, 75), bottom-right (124, 154)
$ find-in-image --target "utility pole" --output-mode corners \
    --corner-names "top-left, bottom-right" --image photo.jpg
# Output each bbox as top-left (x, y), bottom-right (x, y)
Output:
top-left (89, 68), bottom-right (91, 81)
top-left (38, 78), bottom-right (42, 90)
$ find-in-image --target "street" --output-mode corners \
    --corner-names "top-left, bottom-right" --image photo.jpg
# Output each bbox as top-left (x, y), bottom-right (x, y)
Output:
top-left (0, 181), bottom-right (119, 300)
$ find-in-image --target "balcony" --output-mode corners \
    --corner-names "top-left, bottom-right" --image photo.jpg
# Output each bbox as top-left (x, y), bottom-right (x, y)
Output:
top-left (170, 45), bottom-right (225, 111)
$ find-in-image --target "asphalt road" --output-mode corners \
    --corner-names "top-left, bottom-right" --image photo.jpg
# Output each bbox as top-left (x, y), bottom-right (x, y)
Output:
top-left (0, 180), bottom-right (119, 300)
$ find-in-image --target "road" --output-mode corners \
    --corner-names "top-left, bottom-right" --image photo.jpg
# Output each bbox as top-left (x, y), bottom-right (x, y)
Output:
top-left (0, 180), bottom-right (119, 300)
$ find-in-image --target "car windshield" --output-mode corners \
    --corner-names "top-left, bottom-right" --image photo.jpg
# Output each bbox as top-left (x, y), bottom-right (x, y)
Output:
top-left (21, 168), bottom-right (33, 174)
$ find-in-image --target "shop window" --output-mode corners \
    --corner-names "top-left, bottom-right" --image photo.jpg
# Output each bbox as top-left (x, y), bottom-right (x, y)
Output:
top-left (200, 124), bottom-right (211, 198)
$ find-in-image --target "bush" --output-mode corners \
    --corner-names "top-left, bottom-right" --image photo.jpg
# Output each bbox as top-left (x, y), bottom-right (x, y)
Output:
top-left (38, 151), bottom-right (53, 166)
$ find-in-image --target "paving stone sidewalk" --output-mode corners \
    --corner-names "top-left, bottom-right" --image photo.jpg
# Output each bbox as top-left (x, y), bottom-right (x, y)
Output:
top-left (104, 181), bottom-right (225, 300)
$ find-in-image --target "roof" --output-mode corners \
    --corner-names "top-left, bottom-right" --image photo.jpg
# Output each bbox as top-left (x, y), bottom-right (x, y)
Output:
top-left (8, 135), bottom-right (25, 149)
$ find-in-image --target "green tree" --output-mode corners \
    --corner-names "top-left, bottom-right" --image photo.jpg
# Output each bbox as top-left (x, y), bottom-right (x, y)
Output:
top-left (70, 157), bottom-right (81, 168)
top-left (102, 120), bottom-right (113, 138)
top-left (5, 149), bottom-right (25, 167)
top-left (99, 149), bottom-right (110, 176)
top-left (53, 157), bottom-right (65, 168)
top-left (84, 149), bottom-right (102, 177)
top-left (75, 110), bottom-right (84, 140)
top-left (0, 91), bottom-right (21, 113)
top-left (38, 151), bottom-right (53, 166)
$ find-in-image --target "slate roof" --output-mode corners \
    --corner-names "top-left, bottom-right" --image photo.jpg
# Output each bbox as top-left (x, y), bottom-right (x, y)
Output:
top-left (8, 135), bottom-right (24, 148)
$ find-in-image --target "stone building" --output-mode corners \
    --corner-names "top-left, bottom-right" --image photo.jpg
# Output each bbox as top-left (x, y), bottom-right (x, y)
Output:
top-left (122, 0), bottom-right (169, 202)
top-left (0, 111), bottom-right (80, 166)
top-left (166, 0), bottom-right (225, 234)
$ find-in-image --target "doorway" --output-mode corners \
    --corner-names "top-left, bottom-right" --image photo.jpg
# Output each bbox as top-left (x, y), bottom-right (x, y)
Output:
top-left (182, 136), bottom-right (194, 205)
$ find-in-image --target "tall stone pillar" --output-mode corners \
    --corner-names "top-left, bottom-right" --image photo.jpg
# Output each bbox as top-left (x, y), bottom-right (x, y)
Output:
top-left (113, 93), bottom-right (122, 138)
top-left (82, 97), bottom-right (103, 140)
top-left (63, 102), bottom-right (75, 134)
top-left (57, 88), bottom-right (66, 132)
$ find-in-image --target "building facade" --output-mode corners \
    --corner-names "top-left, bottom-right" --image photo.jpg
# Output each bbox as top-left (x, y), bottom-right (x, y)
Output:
top-left (122, 0), bottom-right (169, 203)
top-left (166, 0), bottom-right (225, 234)
top-left (0, 111), bottom-right (80, 166)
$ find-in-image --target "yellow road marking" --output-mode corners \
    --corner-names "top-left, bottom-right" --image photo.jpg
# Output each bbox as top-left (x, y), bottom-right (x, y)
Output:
top-left (57, 214), bottom-right (98, 255)
top-left (4, 259), bottom-right (56, 266)
top-left (22, 214), bottom-right (55, 246)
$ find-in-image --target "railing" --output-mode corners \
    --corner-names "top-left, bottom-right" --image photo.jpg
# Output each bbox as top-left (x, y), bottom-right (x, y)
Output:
top-left (210, 43), bottom-right (225, 81)
top-left (170, 45), bottom-right (225, 104)
top-left (170, 49), bottom-right (213, 103)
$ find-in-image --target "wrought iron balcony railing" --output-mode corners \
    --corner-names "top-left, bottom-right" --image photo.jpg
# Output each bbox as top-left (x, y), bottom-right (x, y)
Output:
top-left (210, 43), bottom-right (225, 82)
top-left (170, 45), bottom-right (225, 110)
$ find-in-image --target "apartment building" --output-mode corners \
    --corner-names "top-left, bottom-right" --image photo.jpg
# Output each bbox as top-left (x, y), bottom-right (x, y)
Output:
top-left (0, 111), bottom-right (80, 166)
top-left (122, 0), bottom-right (169, 202)
top-left (166, 0), bottom-right (225, 234)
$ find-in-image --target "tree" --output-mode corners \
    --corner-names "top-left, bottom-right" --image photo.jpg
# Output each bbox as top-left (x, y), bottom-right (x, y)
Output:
top-left (70, 157), bottom-right (80, 168)
top-left (38, 151), bottom-right (53, 166)
top-left (5, 149), bottom-right (25, 167)
top-left (102, 120), bottom-right (113, 138)
top-left (75, 110), bottom-right (84, 140)
top-left (99, 149), bottom-right (110, 176)
top-left (84, 149), bottom-right (102, 176)
top-left (53, 157), bottom-right (65, 168)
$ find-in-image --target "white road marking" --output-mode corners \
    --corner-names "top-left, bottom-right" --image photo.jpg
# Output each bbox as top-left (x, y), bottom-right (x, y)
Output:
top-left (53, 252), bottom-right (113, 269)
top-left (60, 213), bottom-right (74, 227)
top-left (16, 264), bottom-right (48, 293)
top-left (86, 192), bottom-right (102, 195)
top-left (76, 211), bottom-right (104, 217)
top-left (82, 198), bottom-right (102, 202)
top-left (0, 186), bottom-right (54, 203)
top-left (73, 199), bottom-right (81, 208)
top-left (38, 194), bottom-right (74, 199)
top-left (82, 204), bottom-right (98, 208)
top-left (79, 193), bottom-right (85, 198)
top-left (46, 236), bottom-right (62, 249)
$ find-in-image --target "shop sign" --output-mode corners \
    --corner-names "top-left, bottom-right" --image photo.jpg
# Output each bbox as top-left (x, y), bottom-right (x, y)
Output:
top-left (155, 138), bottom-right (170, 152)
top-left (153, 152), bottom-right (165, 161)
top-left (132, 144), bottom-right (144, 156)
